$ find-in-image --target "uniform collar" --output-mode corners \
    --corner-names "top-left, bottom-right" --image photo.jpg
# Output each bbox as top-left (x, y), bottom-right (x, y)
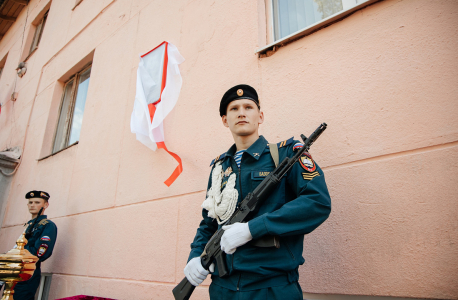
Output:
top-left (226, 135), bottom-right (268, 161)
top-left (28, 215), bottom-right (47, 224)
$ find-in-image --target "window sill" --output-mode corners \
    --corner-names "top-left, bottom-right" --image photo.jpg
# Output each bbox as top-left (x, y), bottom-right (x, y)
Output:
top-left (38, 141), bottom-right (78, 161)
top-left (257, 0), bottom-right (381, 56)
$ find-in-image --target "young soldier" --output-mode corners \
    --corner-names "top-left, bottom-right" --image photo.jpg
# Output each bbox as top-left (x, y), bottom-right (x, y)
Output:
top-left (184, 84), bottom-right (332, 299)
top-left (13, 190), bottom-right (58, 300)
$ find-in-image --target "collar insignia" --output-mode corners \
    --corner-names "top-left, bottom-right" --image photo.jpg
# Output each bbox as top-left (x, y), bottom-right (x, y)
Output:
top-left (253, 153), bottom-right (260, 157)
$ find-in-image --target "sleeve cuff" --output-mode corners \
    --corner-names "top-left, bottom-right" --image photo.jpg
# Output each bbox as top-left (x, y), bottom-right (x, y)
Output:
top-left (248, 216), bottom-right (269, 240)
top-left (187, 250), bottom-right (202, 263)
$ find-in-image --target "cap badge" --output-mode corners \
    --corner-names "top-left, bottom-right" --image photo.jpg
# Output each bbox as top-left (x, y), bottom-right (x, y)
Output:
top-left (30, 192), bottom-right (34, 197)
top-left (237, 89), bottom-right (243, 96)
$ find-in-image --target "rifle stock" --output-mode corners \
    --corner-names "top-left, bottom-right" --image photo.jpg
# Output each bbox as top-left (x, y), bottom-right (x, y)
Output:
top-left (172, 277), bottom-right (195, 300)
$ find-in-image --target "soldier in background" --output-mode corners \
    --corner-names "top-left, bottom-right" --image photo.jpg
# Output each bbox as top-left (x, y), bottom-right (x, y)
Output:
top-left (14, 190), bottom-right (57, 300)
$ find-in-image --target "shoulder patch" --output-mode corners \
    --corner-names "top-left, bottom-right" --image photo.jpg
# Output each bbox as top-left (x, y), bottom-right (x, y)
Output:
top-left (293, 142), bottom-right (304, 151)
top-left (277, 137), bottom-right (294, 148)
top-left (37, 244), bottom-right (48, 257)
top-left (210, 153), bottom-right (227, 167)
top-left (299, 152), bottom-right (316, 172)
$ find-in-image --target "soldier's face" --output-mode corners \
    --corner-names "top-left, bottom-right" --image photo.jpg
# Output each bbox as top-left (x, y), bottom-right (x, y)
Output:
top-left (27, 198), bottom-right (48, 215)
top-left (222, 99), bottom-right (264, 137)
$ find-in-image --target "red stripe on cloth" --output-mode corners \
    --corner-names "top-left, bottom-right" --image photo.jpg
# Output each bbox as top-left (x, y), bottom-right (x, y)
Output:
top-left (141, 41), bottom-right (167, 58)
top-left (160, 42), bottom-right (168, 98)
top-left (147, 42), bottom-right (169, 121)
top-left (156, 141), bottom-right (183, 187)
top-left (148, 103), bottom-right (156, 122)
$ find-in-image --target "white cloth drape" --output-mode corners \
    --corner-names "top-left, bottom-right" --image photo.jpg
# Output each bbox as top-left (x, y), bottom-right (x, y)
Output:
top-left (130, 42), bottom-right (185, 150)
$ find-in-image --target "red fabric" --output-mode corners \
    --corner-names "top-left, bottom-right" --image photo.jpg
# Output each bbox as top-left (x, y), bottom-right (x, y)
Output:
top-left (56, 296), bottom-right (116, 300)
top-left (156, 141), bottom-right (183, 187)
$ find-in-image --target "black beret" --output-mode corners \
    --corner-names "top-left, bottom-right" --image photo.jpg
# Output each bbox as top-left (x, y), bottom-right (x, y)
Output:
top-left (219, 84), bottom-right (260, 117)
top-left (25, 190), bottom-right (50, 201)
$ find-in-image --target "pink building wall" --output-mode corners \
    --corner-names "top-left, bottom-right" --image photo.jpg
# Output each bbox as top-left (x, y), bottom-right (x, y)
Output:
top-left (0, 0), bottom-right (457, 299)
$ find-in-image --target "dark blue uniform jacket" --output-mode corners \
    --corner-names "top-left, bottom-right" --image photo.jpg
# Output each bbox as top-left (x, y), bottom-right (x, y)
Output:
top-left (14, 215), bottom-right (57, 299)
top-left (188, 135), bottom-right (331, 291)
top-left (23, 215), bottom-right (57, 262)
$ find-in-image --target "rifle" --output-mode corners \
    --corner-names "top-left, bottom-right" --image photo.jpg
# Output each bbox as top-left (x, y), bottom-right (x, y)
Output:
top-left (173, 123), bottom-right (327, 300)
top-left (24, 207), bottom-right (43, 240)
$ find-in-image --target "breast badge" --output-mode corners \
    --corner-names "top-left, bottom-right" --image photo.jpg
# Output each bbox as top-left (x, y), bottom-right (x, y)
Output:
top-left (299, 152), bottom-right (316, 173)
top-left (223, 167), bottom-right (232, 177)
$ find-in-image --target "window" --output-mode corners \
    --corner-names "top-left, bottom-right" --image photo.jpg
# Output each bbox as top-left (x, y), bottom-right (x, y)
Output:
top-left (273, 0), bottom-right (369, 40)
top-left (29, 11), bottom-right (48, 55)
top-left (52, 64), bottom-right (91, 153)
top-left (259, 0), bottom-right (376, 54)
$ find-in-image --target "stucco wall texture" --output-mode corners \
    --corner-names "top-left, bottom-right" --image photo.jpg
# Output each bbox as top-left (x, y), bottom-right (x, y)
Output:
top-left (0, 0), bottom-right (457, 299)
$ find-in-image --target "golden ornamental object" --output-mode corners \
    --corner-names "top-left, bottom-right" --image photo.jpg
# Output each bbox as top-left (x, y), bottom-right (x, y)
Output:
top-left (0, 233), bottom-right (38, 300)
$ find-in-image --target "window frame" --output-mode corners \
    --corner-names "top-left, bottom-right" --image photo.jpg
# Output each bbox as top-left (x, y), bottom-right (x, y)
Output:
top-left (29, 10), bottom-right (48, 56)
top-left (51, 63), bottom-right (92, 154)
top-left (35, 272), bottom-right (53, 300)
top-left (258, 0), bottom-right (381, 55)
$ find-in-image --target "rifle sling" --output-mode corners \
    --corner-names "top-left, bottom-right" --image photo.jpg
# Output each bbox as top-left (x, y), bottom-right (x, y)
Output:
top-left (268, 143), bottom-right (279, 167)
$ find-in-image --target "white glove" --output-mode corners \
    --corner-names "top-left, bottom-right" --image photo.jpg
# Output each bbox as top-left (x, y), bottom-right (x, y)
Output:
top-left (221, 222), bottom-right (253, 254)
top-left (184, 257), bottom-right (214, 286)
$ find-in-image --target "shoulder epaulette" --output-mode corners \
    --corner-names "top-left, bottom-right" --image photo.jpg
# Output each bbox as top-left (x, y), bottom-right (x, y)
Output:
top-left (277, 137), bottom-right (294, 148)
top-left (210, 153), bottom-right (227, 167)
top-left (38, 219), bottom-right (49, 226)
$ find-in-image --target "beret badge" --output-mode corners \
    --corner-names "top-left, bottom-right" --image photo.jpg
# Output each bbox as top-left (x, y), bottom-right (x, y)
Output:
top-left (30, 193), bottom-right (34, 197)
top-left (237, 89), bottom-right (243, 96)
